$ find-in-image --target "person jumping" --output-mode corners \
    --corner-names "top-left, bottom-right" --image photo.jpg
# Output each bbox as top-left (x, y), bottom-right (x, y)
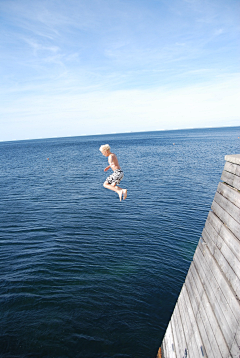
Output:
top-left (99, 144), bottom-right (127, 201)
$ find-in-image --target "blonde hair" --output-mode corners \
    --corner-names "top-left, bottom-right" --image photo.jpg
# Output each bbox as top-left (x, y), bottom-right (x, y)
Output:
top-left (99, 144), bottom-right (110, 153)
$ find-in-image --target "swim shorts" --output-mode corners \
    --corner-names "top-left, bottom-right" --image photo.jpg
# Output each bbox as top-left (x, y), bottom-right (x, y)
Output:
top-left (106, 169), bottom-right (124, 185)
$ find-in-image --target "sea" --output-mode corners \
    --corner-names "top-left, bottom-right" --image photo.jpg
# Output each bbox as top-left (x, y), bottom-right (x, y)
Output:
top-left (0, 126), bottom-right (239, 358)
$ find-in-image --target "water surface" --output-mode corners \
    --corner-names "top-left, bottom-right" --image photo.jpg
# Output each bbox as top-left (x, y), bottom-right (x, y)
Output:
top-left (0, 127), bottom-right (239, 357)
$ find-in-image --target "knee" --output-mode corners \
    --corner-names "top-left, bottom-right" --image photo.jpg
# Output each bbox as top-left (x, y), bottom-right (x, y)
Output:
top-left (103, 181), bottom-right (108, 188)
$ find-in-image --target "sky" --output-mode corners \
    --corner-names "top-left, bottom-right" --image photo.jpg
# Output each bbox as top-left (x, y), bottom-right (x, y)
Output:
top-left (0, 0), bottom-right (239, 141)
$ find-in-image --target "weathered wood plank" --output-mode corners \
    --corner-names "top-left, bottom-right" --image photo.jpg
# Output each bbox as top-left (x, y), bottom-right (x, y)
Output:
top-left (174, 301), bottom-right (188, 358)
top-left (194, 243), bottom-right (239, 351)
top-left (206, 210), bottom-right (222, 233)
top-left (207, 211), bottom-right (240, 257)
top-left (193, 267), bottom-right (225, 357)
top-left (179, 284), bottom-right (203, 358)
top-left (169, 322), bottom-right (177, 358)
top-left (170, 312), bottom-right (181, 358)
top-left (161, 333), bottom-right (167, 358)
top-left (211, 200), bottom-right (240, 240)
top-left (177, 286), bottom-right (194, 358)
top-left (221, 170), bottom-right (240, 190)
top-left (204, 217), bottom-right (240, 276)
top-left (185, 264), bottom-right (220, 358)
top-left (162, 324), bottom-right (170, 358)
top-left (217, 182), bottom-right (240, 209)
top-left (214, 191), bottom-right (240, 225)
top-left (197, 239), bottom-right (240, 324)
top-left (224, 161), bottom-right (240, 177)
top-left (161, 340), bottom-right (166, 358)
top-left (160, 155), bottom-right (240, 358)
top-left (225, 154), bottom-right (240, 166)
top-left (230, 333), bottom-right (240, 357)
top-left (196, 295), bottom-right (231, 358)
top-left (202, 224), bottom-right (240, 299)
top-left (162, 322), bottom-right (177, 358)
top-left (181, 284), bottom-right (207, 358)
top-left (191, 252), bottom-right (232, 357)
top-left (231, 322), bottom-right (240, 358)
top-left (170, 305), bottom-right (182, 358)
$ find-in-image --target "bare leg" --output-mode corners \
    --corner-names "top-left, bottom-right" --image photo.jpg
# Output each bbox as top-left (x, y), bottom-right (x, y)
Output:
top-left (103, 182), bottom-right (123, 201)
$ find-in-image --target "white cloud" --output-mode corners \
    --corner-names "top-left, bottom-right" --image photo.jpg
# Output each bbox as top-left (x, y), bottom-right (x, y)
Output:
top-left (0, 0), bottom-right (239, 141)
top-left (1, 75), bottom-right (239, 141)
top-left (214, 28), bottom-right (224, 36)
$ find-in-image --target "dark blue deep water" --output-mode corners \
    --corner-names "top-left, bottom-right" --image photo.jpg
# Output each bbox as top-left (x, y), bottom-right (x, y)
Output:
top-left (0, 127), bottom-right (239, 358)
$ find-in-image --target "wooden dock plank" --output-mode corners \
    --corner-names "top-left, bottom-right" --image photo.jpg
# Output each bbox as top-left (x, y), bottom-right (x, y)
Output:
top-left (224, 161), bottom-right (240, 177)
top-left (221, 170), bottom-right (240, 190)
top-left (170, 306), bottom-right (182, 358)
top-left (202, 225), bottom-right (240, 299)
top-left (205, 216), bottom-right (240, 269)
top-left (185, 264), bottom-right (220, 358)
top-left (207, 211), bottom-right (240, 257)
top-left (214, 191), bottom-right (240, 225)
top-left (231, 322), bottom-right (240, 358)
top-left (161, 340), bottom-right (166, 358)
top-left (191, 258), bottom-right (229, 357)
top-left (161, 333), bottom-right (167, 358)
top-left (225, 154), bottom-right (240, 165)
top-left (170, 312), bottom-right (181, 358)
top-left (194, 244), bottom-right (239, 351)
top-left (184, 265), bottom-right (201, 315)
top-left (217, 182), bottom-right (240, 209)
top-left (206, 210), bottom-right (222, 233)
top-left (169, 322), bottom-right (177, 358)
top-left (179, 284), bottom-right (203, 358)
top-left (211, 200), bottom-right (240, 240)
top-left (182, 284), bottom-right (207, 358)
top-left (177, 286), bottom-right (194, 358)
top-left (197, 240), bottom-right (240, 324)
top-left (160, 155), bottom-right (240, 358)
top-left (174, 301), bottom-right (188, 358)
top-left (191, 264), bottom-right (225, 358)
top-left (162, 324), bottom-right (170, 358)
top-left (204, 217), bottom-right (240, 270)
top-left (163, 322), bottom-right (177, 358)
top-left (196, 294), bottom-right (230, 358)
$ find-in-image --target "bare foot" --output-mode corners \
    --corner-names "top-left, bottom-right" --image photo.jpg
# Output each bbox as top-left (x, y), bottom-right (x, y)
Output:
top-left (118, 190), bottom-right (123, 201)
top-left (123, 189), bottom-right (127, 200)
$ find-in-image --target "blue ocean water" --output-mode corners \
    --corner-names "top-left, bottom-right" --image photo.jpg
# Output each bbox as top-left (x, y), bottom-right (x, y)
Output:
top-left (0, 127), bottom-right (239, 358)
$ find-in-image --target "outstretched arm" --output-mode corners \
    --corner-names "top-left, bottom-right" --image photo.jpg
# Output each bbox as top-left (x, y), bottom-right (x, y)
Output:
top-left (104, 165), bottom-right (110, 172)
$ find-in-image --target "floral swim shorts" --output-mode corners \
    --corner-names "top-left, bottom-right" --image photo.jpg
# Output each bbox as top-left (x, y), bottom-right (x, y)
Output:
top-left (106, 169), bottom-right (124, 185)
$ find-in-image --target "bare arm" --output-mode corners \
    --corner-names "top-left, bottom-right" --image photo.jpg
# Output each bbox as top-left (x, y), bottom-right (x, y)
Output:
top-left (104, 165), bottom-right (110, 172)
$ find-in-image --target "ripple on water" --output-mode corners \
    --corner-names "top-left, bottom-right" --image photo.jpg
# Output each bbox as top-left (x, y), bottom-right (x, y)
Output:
top-left (0, 127), bottom-right (239, 357)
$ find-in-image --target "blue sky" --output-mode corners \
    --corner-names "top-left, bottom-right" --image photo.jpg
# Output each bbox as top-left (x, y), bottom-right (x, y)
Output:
top-left (0, 0), bottom-right (239, 141)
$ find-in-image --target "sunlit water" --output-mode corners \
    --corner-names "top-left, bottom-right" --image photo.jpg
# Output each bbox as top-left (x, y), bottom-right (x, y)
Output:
top-left (0, 127), bottom-right (239, 358)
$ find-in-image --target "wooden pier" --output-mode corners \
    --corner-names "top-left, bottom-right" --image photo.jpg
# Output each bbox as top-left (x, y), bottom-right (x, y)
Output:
top-left (157, 154), bottom-right (240, 358)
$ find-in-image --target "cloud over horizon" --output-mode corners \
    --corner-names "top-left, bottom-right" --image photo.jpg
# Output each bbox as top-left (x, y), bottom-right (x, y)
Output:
top-left (0, 0), bottom-right (239, 141)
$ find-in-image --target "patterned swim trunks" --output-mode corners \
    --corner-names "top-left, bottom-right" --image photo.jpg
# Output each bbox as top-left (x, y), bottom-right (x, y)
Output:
top-left (106, 169), bottom-right (124, 185)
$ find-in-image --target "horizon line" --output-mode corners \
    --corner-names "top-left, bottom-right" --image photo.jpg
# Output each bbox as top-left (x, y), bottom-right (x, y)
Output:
top-left (0, 124), bottom-right (239, 144)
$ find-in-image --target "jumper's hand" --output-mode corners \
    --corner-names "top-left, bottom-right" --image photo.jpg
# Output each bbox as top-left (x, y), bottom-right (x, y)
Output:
top-left (104, 166), bottom-right (110, 172)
